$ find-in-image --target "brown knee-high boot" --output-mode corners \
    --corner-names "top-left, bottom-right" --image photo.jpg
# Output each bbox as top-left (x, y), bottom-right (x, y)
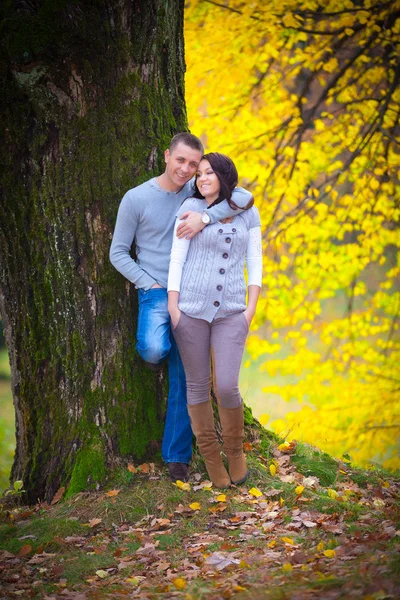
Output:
top-left (218, 403), bottom-right (249, 485)
top-left (187, 402), bottom-right (231, 489)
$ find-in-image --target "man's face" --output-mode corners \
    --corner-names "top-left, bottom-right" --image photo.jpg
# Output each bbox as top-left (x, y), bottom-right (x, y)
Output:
top-left (164, 142), bottom-right (202, 191)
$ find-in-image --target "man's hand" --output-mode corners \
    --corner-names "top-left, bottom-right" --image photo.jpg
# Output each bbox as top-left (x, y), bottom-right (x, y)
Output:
top-left (176, 211), bottom-right (206, 239)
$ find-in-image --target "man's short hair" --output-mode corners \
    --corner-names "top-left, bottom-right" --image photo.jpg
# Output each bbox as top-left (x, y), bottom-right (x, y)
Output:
top-left (169, 132), bottom-right (204, 155)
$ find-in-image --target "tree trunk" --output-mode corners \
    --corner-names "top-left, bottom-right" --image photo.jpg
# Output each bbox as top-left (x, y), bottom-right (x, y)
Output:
top-left (0, 0), bottom-right (187, 503)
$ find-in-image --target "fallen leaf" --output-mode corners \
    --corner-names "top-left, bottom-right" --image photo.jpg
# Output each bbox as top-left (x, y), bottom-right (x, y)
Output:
top-left (292, 550), bottom-right (308, 564)
top-left (150, 518), bottom-right (171, 529)
top-left (205, 551), bottom-right (241, 570)
top-left (249, 487), bottom-right (263, 498)
top-left (193, 480), bottom-right (213, 491)
top-left (280, 475), bottom-right (296, 484)
top-left (18, 545), bottom-right (32, 557)
top-left (27, 552), bottom-right (56, 564)
top-left (282, 563), bottom-right (293, 573)
top-left (208, 504), bottom-right (227, 513)
top-left (270, 464), bottom-right (277, 476)
top-left (323, 549), bottom-right (336, 558)
top-left (264, 488), bottom-right (283, 497)
top-left (173, 577), bottom-right (186, 589)
top-left (278, 441), bottom-right (291, 451)
top-left (158, 560), bottom-right (173, 572)
top-left (216, 494), bottom-right (226, 502)
top-left (51, 487), bottom-right (65, 505)
top-left (137, 463), bottom-right (149, 473)
top-left (175, 480), bottom-right (191, 491)
top-left (302, 476), bottom-right (319, 488)
top-left (303, 520), bottom-right (317, 528)
top-left (317, 541), bottom-right (325, 552)
top-left (105, 489), bottom-right (120, 497)
top-left (278, 440), bottom-right (297, 453)
top-left (174, 503), bottom-right (193, 514)
top-left (295, 485), bottom-right (305, 495)
top-left (373, 498), bottom-right (385, 508)
top-left (88, 518), bottom-right (102, 528)
top-left (127, 463), bottom-right (137, 474)
top-left (281, 537), bottom-right (295, 545)
top-left (189, 502), bottom-right (201, 511)
top-left (95, 570), bottom-right (109, 578)
top-left (243, 442), bottom-right (253, 452)
top-left (328, 489), bottom-right (339, 499)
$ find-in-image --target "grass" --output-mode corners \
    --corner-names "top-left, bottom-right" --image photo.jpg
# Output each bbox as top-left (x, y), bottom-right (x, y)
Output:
top-left (0, 516), bottom-right (85, 555)
top-left (290, 443), bottom-right (338, 487)
top-left (58, 551), bottom-right (118, 586)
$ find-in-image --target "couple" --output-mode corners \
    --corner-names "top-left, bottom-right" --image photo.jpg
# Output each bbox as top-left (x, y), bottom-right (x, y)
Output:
top-left (110, 133), bottom-right (262, 488)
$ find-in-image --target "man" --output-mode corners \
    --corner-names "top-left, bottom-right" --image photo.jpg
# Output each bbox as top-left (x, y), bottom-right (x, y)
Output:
top-left (109, 133), bottom-right (253, 482)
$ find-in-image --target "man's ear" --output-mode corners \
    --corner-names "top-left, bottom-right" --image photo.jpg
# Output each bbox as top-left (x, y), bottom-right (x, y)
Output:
top-left (164, 149), bottom-right (170, 164)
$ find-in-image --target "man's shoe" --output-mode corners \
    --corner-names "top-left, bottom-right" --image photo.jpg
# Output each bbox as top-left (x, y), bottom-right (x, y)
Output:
top-left (168, 462), bottom-right (189, 482)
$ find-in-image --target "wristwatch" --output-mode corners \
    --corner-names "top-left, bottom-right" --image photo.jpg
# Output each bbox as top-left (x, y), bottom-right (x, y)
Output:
top-left (201, 211), bottom-right (211, 225)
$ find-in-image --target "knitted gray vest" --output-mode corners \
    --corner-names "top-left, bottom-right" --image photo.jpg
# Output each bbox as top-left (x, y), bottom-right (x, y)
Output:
top-left (176, 198), bottom-right (260, 323)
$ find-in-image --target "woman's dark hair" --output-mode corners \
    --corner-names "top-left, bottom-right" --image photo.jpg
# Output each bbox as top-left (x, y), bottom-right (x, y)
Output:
top-left (194, 152), bottom-right (253, 210)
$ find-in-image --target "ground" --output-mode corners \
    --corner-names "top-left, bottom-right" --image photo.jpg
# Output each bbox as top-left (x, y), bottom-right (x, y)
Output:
top-left (0, 440), bottom-right (399, 599)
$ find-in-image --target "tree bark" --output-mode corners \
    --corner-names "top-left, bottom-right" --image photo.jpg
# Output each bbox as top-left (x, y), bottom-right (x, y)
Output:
top-left (0, 0), bottom-right (187, 503)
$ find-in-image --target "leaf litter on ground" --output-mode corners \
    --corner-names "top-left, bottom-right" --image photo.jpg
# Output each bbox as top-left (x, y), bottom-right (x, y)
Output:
top-left (0, 446), bottom-right (399, 599)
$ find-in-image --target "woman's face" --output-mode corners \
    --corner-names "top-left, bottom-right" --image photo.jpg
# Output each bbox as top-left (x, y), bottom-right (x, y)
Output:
top-left (196, 159), bottom-right (220, 203)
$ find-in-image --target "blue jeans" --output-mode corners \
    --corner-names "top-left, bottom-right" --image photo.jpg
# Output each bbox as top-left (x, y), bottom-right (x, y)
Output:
top-left (136, 288), bottom-right (193, 464)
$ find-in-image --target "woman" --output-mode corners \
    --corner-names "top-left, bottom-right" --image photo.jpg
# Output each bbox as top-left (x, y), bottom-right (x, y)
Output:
top-left (168, 153), bottom-right (262, 488)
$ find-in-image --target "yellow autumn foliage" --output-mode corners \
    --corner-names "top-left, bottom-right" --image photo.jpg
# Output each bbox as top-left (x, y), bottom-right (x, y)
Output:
top-left (185, 1), bottom-right (400, 470)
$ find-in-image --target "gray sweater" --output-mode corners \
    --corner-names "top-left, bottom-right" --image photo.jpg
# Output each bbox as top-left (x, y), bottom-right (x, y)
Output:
top-left (109, 177), bottom-right (253, 290)
top-left (171, 198), bottom-right (261, 322)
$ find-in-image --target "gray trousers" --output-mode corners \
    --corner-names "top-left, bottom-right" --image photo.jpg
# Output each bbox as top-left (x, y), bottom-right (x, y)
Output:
top-left (172, 311), bottom-right (249, 408)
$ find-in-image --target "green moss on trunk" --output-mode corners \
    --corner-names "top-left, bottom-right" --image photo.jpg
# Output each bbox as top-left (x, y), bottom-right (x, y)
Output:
top-left (66, 444), bottom-right (107, 499)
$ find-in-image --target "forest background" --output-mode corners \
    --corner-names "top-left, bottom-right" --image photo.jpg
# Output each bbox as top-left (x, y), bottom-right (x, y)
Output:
top-left (0, 0), bottom-right (399, 493)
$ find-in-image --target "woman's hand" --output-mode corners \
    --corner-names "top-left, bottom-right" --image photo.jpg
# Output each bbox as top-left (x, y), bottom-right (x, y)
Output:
top-left (169, 307), bottom-right (182, 330)
top-left (243, 308), bottom-right (255, 327)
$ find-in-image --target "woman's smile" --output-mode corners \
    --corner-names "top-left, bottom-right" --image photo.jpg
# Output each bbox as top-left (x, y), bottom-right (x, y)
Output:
top-left (196, 159), bottom-right (220, 203)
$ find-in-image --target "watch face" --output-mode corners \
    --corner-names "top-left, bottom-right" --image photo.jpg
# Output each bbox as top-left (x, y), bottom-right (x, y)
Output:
top-left (202, 212), bottom-right (210, 224)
